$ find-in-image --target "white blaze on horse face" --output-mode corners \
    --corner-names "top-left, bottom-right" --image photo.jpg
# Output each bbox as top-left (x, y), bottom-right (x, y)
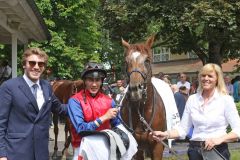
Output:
top-left (130, 51), bottom-right (147, 65)
top-left (131, 51), bottom-right (141, 62)
top-left (128, 51), bottom-right (148, 100)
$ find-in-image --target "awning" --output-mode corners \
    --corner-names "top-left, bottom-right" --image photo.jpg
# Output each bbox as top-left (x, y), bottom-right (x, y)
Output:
top-left (0, 0), bottom-right (51, 77)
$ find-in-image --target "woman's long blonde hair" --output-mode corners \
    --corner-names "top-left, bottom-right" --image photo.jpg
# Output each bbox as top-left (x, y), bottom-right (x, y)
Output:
top-left (197, 63), bottom-right (227, 95)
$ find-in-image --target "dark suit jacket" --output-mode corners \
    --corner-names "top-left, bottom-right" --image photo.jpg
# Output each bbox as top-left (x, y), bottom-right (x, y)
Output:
top-left (0, 77), bottom-right (67, 160)
top-left (174, 92), bottom-right (186, 119)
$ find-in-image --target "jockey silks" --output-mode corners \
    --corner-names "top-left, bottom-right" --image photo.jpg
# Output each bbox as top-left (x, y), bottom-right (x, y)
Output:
top-left (70, 90), bottom-right (112, 148)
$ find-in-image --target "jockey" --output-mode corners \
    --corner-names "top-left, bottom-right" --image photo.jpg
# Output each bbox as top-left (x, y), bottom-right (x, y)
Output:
top-left (67, 61), bottom-right (121, 159)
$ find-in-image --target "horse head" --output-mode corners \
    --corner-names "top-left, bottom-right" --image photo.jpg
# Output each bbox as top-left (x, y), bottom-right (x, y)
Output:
top-left (122, 36), bottom-right (155, 101)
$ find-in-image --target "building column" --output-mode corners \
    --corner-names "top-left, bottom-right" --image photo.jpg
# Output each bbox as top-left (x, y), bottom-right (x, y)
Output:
top-left (11, 34), bottom-right (18, 78)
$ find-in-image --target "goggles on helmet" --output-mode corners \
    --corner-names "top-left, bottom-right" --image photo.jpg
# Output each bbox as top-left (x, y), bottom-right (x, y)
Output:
top-left (81, 62), bottom-right (107, 79)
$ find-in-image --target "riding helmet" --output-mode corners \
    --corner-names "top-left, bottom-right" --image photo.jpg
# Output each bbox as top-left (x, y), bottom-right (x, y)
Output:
top-left (81, 62), bottom-right (107, 79)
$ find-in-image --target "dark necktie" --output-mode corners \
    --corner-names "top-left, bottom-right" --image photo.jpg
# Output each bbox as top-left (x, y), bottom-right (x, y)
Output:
top-left (32, 84), bottom-right (38, 99)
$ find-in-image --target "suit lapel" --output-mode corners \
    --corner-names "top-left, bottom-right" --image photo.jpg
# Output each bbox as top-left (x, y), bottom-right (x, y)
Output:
top-left (34, 80), bottom-right (51, 122)
top-left (41, 81), bottom-right (50, 102)
top-left (18, 77), bottom-right (39, 113)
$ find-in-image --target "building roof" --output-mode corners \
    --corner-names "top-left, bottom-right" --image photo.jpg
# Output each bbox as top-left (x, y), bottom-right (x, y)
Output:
top-left (0, 0), bottom-right (51, 44)
top-left (152, 59), bottom-right (239, 75)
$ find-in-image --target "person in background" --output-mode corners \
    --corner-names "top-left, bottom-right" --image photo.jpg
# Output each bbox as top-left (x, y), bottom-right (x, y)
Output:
top-left (171, 84), bottom-right (193, 141)
top-left (179, 86), bottom-right (189, 101)
top-left (224, 75), bottom-right (233, 96)
top-left (171, 84), bottom-right (186, 119)
top-left (232, 75), bottom-right (240, 102)
top-left (67, 62), bottom-right (121, 159)
top-left (177, 72), bottom-right (191, 95)
top-left (0, 48), bottom-right (67, 160)
top-left (151, 63), bottom-right (240, 160)
top-left (190, 75), bottom-right (199, 95)
top-left (111, 79), bottom-right (126, 102)
top-left (112, 79), bottom-right (125, 95)
top-left (158, 72), bottom-right (165, 80)
top-left (163, 75), bottom-right (171, 86)
top-left (0, 60), bottom-right (12, 84)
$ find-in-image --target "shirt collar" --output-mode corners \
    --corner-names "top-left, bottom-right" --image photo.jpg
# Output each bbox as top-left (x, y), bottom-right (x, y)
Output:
top-left (23, 74), bottom-right (40, 88)
top-left (198, 88), bottom-right (219, 101)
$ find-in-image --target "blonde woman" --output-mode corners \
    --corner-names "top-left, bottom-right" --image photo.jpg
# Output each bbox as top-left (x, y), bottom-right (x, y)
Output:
top-left (151, 63), bottom-right (240, 160)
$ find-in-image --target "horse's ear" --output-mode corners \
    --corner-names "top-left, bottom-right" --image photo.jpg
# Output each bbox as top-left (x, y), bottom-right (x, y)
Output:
top-left (146, 35), bottom-right (155, 48)
top-left (122, 38), bottom-right (130, 49)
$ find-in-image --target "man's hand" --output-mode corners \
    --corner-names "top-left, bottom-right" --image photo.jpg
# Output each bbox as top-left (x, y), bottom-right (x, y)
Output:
top-left (100, 108), bottom-right (119, 122)
top-left (0, 157), bottom-right (7, 160)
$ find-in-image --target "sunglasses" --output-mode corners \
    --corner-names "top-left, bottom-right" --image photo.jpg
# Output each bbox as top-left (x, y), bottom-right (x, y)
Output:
top-left (27, 61), bottom-right (46, 68)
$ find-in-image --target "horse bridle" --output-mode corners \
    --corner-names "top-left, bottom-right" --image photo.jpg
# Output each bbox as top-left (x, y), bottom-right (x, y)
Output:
top-left (124, 61), bottom-right (155, 132)
top-left (128, 69), bottom-right (147, 80)
top-left (126, 61), bottom-right (152, 101)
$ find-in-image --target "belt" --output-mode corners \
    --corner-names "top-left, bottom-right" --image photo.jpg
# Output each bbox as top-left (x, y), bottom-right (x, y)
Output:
top-left (189, 141), bottom-right (205, 147)
top-left (190, 141), bottom-right (228, 149)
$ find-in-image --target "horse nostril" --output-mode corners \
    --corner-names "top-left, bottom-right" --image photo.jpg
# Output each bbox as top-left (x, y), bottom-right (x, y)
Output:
top-left (138, 84), bottom-right (142, 89)
top-left (129, 86), bottom-right (138, 92)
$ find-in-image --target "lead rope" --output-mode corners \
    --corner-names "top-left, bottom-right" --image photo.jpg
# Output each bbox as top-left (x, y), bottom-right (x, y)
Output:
top-left (117, 85), bottom-right (183, 159)
top-left (137, 109), bottom-right (184, 160)
top-left (115, 85), bottom-right (134, 133)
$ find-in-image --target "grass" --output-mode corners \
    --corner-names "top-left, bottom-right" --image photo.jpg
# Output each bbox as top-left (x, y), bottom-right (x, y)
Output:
top-left (231, 149), bottom-right (240, 160)
top-left (162, 149), bottom-right (240, 160)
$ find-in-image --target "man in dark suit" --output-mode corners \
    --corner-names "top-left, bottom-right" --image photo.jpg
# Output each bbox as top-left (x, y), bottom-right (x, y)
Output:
top-left (0, 48), bottom-right (67, 160)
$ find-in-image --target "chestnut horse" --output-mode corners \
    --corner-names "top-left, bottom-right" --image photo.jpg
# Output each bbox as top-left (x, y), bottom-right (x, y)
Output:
top-left (121, 36), bottom-right (166, 160)
top-left (51, 80), bottom-right (84, 156)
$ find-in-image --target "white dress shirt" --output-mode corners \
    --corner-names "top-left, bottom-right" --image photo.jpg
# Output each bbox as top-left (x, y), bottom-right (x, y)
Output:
top-left (177, 81), bottom-right (191, 90)
top-left (177, 88), bottom-right (240, 141)
top-left (23, 74), bottom-right (45, 110)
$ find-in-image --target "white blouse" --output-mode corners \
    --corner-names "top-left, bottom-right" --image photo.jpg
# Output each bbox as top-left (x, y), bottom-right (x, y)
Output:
top-left (177, 89), bottom-right (240, 141)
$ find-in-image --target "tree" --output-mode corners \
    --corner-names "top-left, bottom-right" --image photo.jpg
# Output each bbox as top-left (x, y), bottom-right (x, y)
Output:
top-left (101, 0), bottom-right (240, 67)
top-left (31, 0), bottom-right (102, 79)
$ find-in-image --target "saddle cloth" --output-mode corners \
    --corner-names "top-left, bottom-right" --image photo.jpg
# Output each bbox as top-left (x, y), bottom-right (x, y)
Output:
top-left (151, 77), bottom-right (181, 147)
top-left (151, 77), bottom-right (180, 131)
top-left (75, 124), bottom-right (138, 160)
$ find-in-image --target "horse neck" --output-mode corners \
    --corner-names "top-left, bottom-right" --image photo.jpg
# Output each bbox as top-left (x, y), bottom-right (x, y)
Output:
top-left (145, 80), bottom-right (154, 106)
top-left (146, 74), bottom-right (153, 93)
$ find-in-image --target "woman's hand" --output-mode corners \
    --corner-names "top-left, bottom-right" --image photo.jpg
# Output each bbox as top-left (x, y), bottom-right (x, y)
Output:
top-left (204, 138), bottom-right (222, 150)
top-left (149, 131), bottom-right (169, 142)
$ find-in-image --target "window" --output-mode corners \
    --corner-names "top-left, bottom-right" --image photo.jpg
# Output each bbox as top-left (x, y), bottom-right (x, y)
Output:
top-left (153, 47), bottom-right (170, 62)
top-left (188, 51), bottom-right (198, 59)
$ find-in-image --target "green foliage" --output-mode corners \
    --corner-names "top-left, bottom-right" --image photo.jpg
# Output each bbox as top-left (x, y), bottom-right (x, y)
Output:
top-left (2, 1), bottom-right (240, 79)
top-left (31, 0), bottom-right (102, 80)
top-left (236, 102), bottom-right (240, 114)
top-left (101, 0), bottom-right (240, 69)
top-left (0, 0), bottom-right (101, 79)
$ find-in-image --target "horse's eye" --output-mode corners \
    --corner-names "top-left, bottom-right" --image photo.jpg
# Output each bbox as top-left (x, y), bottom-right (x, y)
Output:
top-left (144, 60), bottom-right (150, 66)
